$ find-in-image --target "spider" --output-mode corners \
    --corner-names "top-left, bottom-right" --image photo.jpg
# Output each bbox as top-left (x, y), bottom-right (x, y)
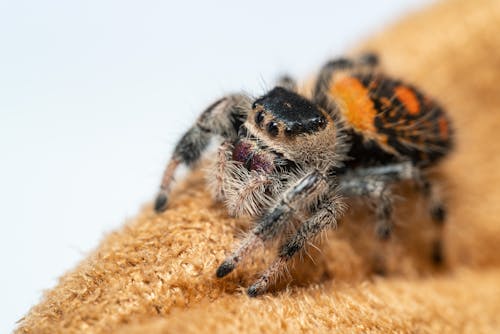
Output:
top-left (154, 53), bottom-right (453, 297)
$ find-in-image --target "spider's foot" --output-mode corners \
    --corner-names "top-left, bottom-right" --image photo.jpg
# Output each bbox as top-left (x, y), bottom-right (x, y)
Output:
top-left (154, 191), bottom-right (169, 213)
top-left (216, 259), bottom-right (236, 278)
top-left (247, 276), bottom-right (269, 297)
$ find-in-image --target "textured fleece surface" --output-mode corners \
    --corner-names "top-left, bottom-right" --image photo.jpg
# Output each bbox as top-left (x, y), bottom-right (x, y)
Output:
top-left (17, 0), bottom-right (500, 333)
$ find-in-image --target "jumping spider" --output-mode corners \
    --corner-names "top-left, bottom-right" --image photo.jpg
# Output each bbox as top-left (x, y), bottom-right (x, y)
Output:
top-left (154, 54), bottom-right (453, 297)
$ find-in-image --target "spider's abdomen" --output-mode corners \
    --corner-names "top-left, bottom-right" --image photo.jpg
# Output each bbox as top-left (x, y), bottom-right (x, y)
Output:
top-left (329, 73), bottom-right (453, 167)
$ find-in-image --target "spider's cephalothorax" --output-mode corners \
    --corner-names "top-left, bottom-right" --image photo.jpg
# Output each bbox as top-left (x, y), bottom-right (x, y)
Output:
top-left (154, 54), bottom-right (453, 297)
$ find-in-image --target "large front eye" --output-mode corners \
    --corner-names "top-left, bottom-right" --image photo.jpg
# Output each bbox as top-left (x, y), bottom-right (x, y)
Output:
top-left (267, 121), bottom-right (279, 137)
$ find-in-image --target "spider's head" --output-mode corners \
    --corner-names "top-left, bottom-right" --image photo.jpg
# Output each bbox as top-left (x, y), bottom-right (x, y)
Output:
top-left (244, 87), bottom-right (342, 165)
top-left (251, 87), bottom-right (328, 138)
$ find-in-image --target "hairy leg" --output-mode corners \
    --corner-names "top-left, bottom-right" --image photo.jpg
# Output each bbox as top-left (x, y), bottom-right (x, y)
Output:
top-left (216, 170), bottom-right (329, 278)
top-left (420, 178), bottom-right (447, 264)
top-left (348, 161), bottom-right (415, 181)
top-left (247, 194), bottom-right (345, 297)
top-left (155, 94), bottom-right (251, 212)
top-left (343, 162), bottom-right (448, 265)
top-left (353, 163), bottom-right (448, 264)
top-left (340, 175), bottom-right (394, 240)
top-left (339, 175), bottom-right (395, 274)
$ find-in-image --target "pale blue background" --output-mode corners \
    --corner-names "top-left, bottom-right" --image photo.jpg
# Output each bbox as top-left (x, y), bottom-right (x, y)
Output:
top-left (0, 1), bottom-right (432, 331)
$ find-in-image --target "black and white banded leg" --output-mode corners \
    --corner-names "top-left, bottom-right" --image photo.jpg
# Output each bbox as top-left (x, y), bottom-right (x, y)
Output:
top-left (340, 175), bottom-right (394, 240)
top-left (247, 194), bottom-right (345, 297)
top-left (339, 175), bottom-right (396, 275)
top-left (420, 178), bottom-right (447, 265)
top-left (154, 94), bottom-right (251, 212)
top-left (357, 163), bottom-right (449, 264)
top-left (344, 162), bottom-right (448, 265)
top-left (216, 170), bottom-right (329, 279)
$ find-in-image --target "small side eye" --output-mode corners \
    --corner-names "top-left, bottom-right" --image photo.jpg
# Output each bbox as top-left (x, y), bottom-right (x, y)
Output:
top-left (255, 111), bottom-right (265, 125)
top-left (267, 121), bottom-right (279, 137)
top-left (316, 117), bottom-right (327, 129)
top-left (284, 123), bottom-right (301, 136)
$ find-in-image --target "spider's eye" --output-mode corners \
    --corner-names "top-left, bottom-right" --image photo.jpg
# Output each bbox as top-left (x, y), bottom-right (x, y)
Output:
top-left (315, 117), bottom-right (327, 129)
top-left (255, 111), bottom-right (265, 125)
top-left (284, 123), bottom-right (302, 137)
top-left (267, 121), bottom-right (279, 137)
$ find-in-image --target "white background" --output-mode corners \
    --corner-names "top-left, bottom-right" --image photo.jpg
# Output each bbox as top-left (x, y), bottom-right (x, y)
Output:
top-left (0, 1), bottom-right (433, 331)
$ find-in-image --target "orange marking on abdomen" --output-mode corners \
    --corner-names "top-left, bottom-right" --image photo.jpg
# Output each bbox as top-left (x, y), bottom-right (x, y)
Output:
top-left (330, 76), bottom-right (377, 133)
top-left (394, 85), bottom-right (420, 115)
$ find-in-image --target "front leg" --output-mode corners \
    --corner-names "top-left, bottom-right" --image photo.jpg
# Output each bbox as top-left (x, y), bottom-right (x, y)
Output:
top-left (216, 170), bottom-right (329, 278)
top-left (154, 94), bottom-right (251, 212)
top-left (247, 194), bottom-right (345, 297)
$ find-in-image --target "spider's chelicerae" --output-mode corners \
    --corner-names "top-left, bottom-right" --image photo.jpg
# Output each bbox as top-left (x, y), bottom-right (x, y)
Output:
top-left (154, 54), bottom-right (453, 297)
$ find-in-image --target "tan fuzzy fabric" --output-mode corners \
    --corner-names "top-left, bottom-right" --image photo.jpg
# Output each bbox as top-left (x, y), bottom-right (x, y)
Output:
top-left (17, 0), bottom-right (500, 333)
